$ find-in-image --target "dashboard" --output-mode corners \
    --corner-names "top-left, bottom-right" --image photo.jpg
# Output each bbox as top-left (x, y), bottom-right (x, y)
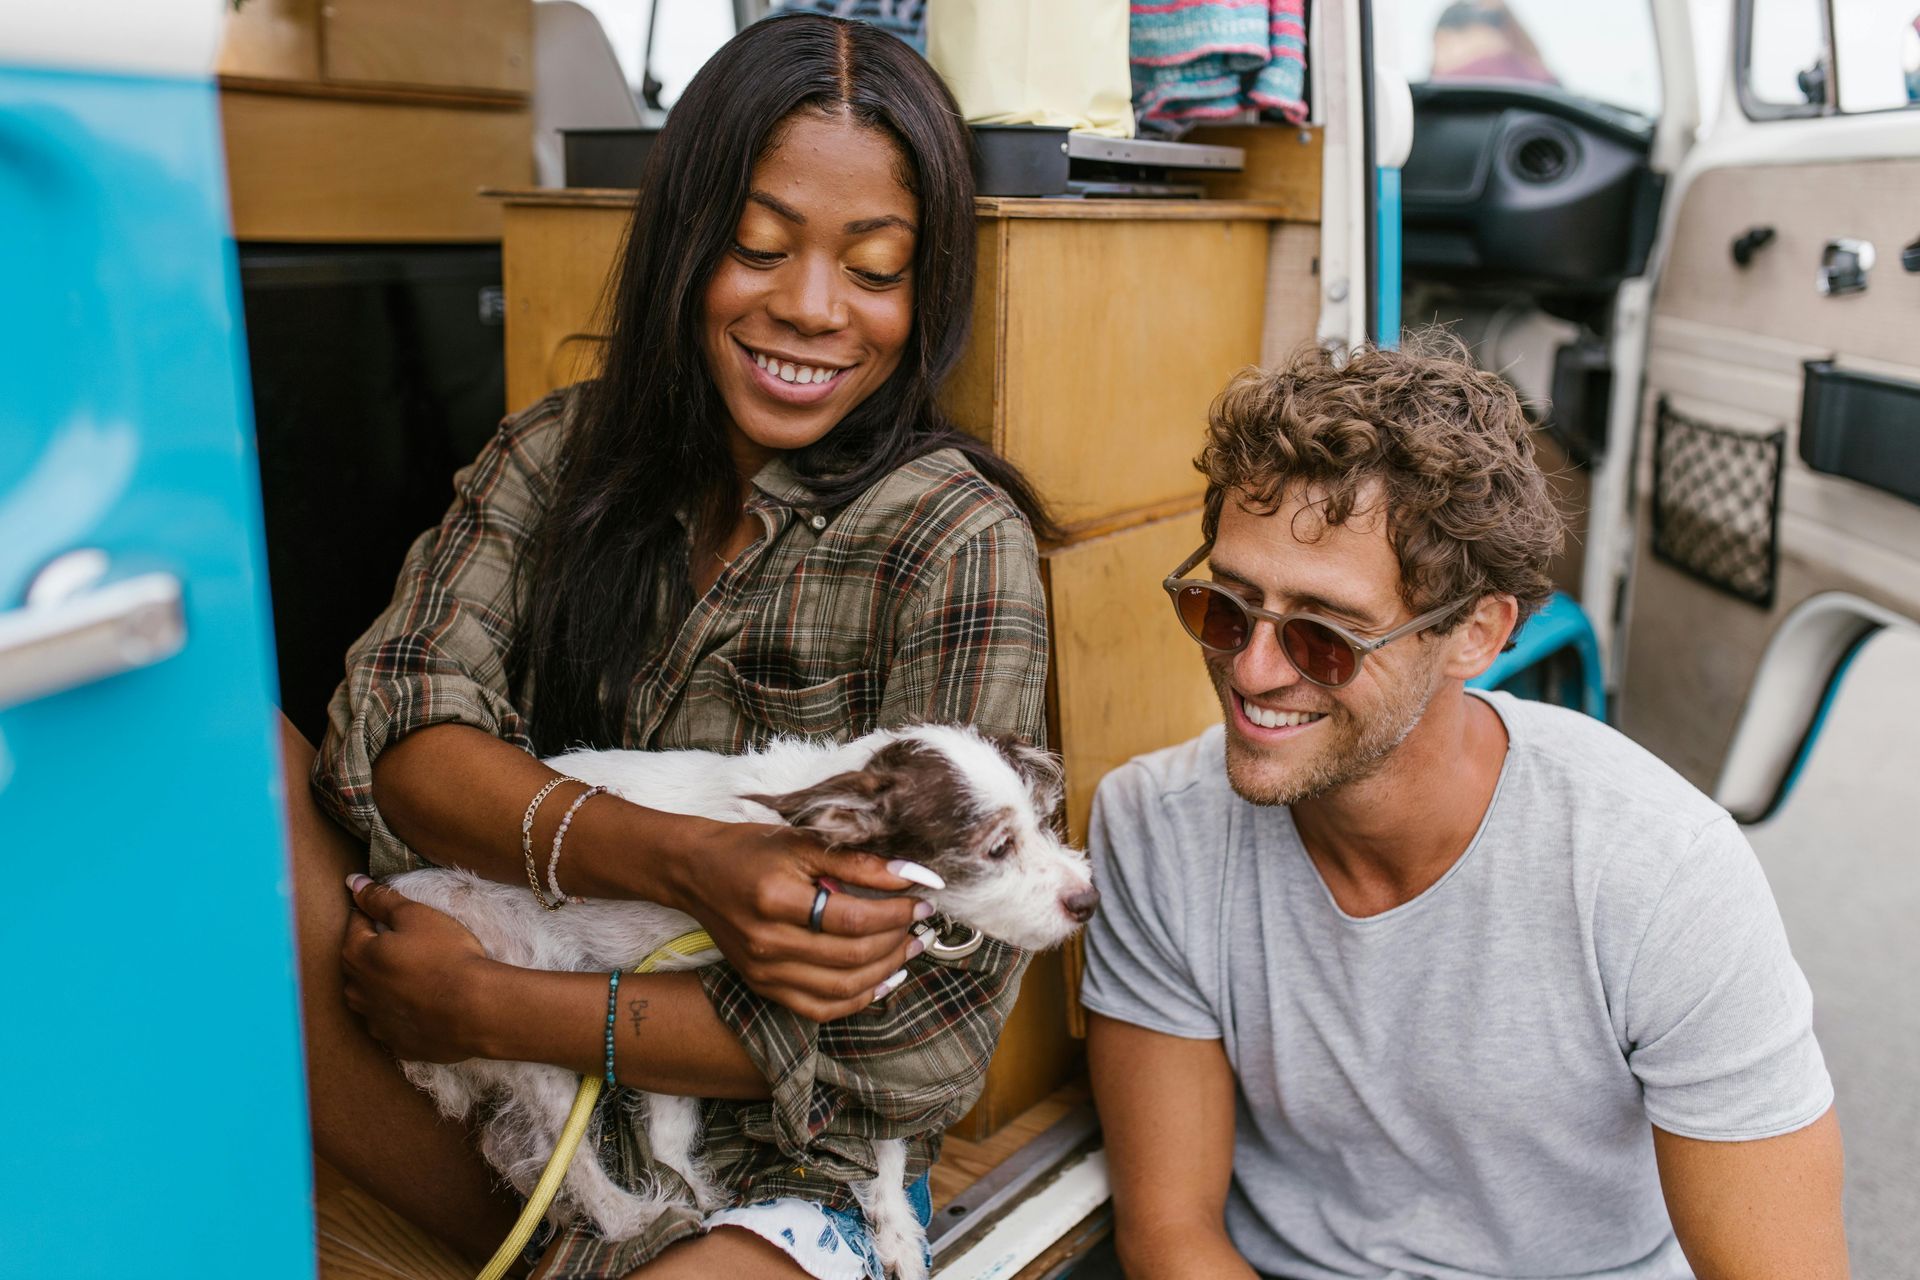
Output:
top-left (1401, 84), bottom-right (1661, 292)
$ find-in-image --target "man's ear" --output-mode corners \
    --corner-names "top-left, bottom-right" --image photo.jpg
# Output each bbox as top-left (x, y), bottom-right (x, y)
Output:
top-left (1444, 593), bottom-right (1519, 681)
top-left (745, 770), bottom-right (891, 848)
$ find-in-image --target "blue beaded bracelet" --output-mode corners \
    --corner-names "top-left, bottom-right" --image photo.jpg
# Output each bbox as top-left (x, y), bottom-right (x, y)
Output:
top-left (604, 968), bottom-right (621, 1087)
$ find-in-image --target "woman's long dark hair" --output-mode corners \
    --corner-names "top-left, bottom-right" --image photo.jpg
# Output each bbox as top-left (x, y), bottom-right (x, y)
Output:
top-left (511, 13), bottom-right (1053, 754)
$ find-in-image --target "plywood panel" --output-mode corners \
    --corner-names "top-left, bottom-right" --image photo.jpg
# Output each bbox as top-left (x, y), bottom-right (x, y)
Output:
top-left (223, 91), bottom-right (531, 242)
top-left (944, 219), bottom-right (1007, 449)
top-left (216, 0), bottom-right (322, 81)
top-left (500, 201), bottom-right (630, 411)
top-left (1043, 506), bottom-right (1220, 847)
top-left (951, 218), bottom-right (1269, 532)
top-left (1186, 123), bottom-right (1324, 220)
top-left (1654, 158), bottom-right (1920, 369)
top-left (322, 0), bottom-right (532, 96)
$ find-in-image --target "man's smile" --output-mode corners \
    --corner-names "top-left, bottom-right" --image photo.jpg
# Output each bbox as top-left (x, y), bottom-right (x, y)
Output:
top-left (1233, 691), bottom-right (1329, 735)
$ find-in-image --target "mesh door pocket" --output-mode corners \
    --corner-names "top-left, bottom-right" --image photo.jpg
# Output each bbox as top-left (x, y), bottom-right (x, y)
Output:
top-left (1651, 399), bottom-right (1786, 607)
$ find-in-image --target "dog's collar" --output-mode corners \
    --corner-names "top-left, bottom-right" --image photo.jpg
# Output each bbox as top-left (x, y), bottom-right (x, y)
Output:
top-left (912, 917), bottom-right (984, 962)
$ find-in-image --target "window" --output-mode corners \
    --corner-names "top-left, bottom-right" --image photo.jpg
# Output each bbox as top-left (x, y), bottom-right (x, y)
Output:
top-left (569, 0), bottom-right (738, 110)
top-left (1833, 0), bottom-right (1920, 113)
top-left (1740, 0), bottom-right (1830, 117)
top-left (1398, 0), bottom-right (1662, 119)
top-left (1740, 0), bottom-right (1920, 118)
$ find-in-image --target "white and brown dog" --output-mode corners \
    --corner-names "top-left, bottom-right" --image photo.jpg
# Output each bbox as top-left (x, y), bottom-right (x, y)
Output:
top-left (388, 723), bottom-right (1097, 1280)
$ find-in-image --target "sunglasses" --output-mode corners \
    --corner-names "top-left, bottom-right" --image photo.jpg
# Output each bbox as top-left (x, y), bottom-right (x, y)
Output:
top-left (1162, 544), bottom-right (1466, 689)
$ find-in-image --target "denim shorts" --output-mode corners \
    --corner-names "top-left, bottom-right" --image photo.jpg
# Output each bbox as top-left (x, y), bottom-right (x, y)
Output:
top-left (702, 1172), bottom-right (932, 1280)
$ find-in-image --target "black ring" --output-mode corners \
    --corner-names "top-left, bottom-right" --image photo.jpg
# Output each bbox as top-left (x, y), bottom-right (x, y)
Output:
top-left (808, 884), bottom-right (831, 933)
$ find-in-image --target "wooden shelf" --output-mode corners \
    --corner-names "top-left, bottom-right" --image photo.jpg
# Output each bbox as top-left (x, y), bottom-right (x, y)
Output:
top-left (218, 73), bottom-right (526, 110)
top-left (487, 187), bottom-right (1305, 223)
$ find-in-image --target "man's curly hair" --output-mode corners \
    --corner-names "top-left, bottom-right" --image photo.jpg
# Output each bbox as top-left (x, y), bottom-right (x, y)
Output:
top-left (1197, 335), bottom-right (1564, 631)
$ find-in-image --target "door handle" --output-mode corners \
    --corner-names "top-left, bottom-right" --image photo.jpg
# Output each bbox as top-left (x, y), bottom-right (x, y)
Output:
top-left (1731, 225), bottom-right (1775, 267)
top-left (1817, 238), bottom-right (1875, 296)
top-left (0, 549), bottom-right (186, 710)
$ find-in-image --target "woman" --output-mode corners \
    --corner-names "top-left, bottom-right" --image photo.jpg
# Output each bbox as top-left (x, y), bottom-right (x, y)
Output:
top-left (287, 14), bottom-right (1053, 1280)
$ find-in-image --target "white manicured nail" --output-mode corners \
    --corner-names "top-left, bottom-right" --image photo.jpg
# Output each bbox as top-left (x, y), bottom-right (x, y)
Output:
top-left (886, 860), bottom-right (945, 890)
top-left (873, 968), bottom-right (911, 1001)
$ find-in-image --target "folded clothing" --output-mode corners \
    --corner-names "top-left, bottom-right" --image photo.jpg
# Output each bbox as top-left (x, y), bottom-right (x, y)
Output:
top-left (777, 0), bottom-right (925, 52)
top-left (1131, 0), bottom-right (1308, 133)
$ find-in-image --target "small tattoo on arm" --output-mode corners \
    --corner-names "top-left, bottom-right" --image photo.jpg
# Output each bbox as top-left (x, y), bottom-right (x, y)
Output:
top-left (627, 998), bottom-right (650, 1036)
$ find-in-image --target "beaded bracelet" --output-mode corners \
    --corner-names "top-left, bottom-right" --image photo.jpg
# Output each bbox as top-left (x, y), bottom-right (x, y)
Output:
top-left (604, 968), bottom-right (622, 1087)
top-left (520, 776), bottom-right (578, 909)
top-left (546, 785), bottom-right (606, 907)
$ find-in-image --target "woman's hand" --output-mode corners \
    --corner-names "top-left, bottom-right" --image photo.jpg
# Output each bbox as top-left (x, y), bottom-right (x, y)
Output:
top-left (667, 822), bottom-right (936, 1023)
top-left (339, 874), bottom-right (499, 1063)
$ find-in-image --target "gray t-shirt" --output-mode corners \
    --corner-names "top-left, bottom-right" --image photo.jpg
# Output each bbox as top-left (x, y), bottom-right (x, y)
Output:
top-left (1080, 692), bottom-right (1832, 1280)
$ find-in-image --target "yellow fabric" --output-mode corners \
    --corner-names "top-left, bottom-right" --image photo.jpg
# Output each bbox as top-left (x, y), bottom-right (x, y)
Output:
top-left (926, 0), bottom-right (1136, 138)
top-left (476, 929), bottom-right (718, 1280)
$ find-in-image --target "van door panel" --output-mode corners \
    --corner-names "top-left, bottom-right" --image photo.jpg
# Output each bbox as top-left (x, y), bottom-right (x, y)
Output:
top-left (1620, 155), bottom-right (1920, 786)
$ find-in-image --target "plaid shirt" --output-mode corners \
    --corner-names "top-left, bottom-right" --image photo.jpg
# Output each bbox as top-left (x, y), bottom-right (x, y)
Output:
top-left (313, 387), bottom-right (1049, 1275)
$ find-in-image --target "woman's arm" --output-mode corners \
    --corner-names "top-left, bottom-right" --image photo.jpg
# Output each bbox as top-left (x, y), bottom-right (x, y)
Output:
top-left (371, 721), bottom-right (930, 1022)
top-left (341, 877), bottom-right (771, 1097)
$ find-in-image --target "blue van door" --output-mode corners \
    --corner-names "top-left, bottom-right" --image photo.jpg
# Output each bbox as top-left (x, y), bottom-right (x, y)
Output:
top-left (0, 39), bottom-right (316, 1280)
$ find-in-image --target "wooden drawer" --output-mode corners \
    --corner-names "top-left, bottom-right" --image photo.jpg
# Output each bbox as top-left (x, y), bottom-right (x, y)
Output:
top-left (223, 90), bottom-right (531, 242)
top-left (944, 213), bottom-right (1270, 535)
top-left (1042, 504), bottom-right (1221, 845)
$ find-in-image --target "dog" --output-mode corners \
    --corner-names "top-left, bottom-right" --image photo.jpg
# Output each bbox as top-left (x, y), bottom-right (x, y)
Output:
top-left (387, 723), bottom-right (1097, 1280)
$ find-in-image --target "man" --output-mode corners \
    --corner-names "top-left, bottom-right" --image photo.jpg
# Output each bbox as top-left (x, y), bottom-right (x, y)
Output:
top-left (1081, 341), bottom-right (1847, 1279)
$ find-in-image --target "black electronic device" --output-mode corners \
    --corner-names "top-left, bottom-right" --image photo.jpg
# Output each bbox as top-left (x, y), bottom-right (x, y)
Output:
top-left (970, 126), bottom-right (1244, 198)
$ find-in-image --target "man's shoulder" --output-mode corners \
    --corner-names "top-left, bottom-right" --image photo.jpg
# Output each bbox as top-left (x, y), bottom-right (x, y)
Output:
top-left (1494, 692), bottom-right (1727, 828)
top-left (1489, 693), bottom-right (1740, 914)
top-left (1092, 725), bottom-right (1241, 876)
top-left (1098, 724), bottom-right (1231, 814)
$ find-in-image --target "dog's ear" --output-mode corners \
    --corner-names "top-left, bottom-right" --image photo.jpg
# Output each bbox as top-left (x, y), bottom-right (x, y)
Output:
top-left (989, 734), bottom-right (1066, 819)
top-left (745, 769), bottom-right (893, 848)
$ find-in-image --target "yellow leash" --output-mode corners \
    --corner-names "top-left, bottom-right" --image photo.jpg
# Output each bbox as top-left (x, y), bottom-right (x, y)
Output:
top-left (476, 928), bottom-right (718, 1280)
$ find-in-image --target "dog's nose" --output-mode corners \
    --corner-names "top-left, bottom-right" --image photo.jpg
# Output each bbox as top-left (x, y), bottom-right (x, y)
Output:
top-left (1062, 885), bottom-right (1101, 924)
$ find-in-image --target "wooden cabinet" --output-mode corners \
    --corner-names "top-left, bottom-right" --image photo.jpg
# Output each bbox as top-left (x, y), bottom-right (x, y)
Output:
top-left (950, 205), bottom-right (1271, 533)
top-left (492, 190), bottom-right (1314, 1135)
top-left (217, 0), bottom-right (533, 242)
top-left (1043, 508), bottom-right (1223, 847)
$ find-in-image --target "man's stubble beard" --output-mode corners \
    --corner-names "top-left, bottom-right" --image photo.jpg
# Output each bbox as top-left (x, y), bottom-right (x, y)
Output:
top-left (1209, 651), bottom-right (1443, 807)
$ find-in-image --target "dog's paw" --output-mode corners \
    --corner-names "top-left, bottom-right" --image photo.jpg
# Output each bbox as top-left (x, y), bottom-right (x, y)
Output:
top-left (872, 1231), bottom-right (929, 1280)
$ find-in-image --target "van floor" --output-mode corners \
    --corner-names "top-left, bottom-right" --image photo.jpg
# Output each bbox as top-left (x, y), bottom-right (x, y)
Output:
top-left (316, 1082), bottom-right (1093, 1280)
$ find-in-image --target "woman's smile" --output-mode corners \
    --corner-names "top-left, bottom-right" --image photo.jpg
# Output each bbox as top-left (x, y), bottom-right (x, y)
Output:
top-left (732, 336), bottom-right (855, 405)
